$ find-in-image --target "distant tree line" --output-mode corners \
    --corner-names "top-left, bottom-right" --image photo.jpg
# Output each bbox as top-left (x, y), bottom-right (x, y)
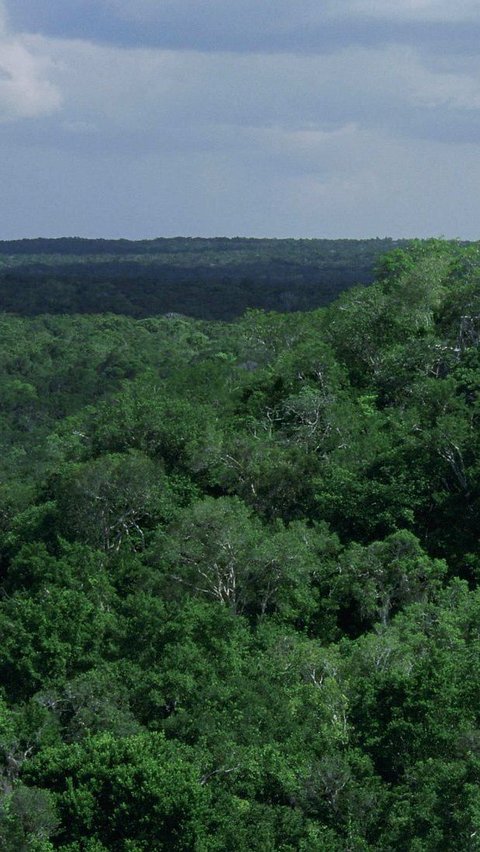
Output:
top-left (0, 237), bottom-right (407, 319)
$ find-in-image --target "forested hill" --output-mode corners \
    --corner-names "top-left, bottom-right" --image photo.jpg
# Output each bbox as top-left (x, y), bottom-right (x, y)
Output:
top-left (0, 236), bottom-right (406, 319)
top-left (2, 238), bottom-right (480, 848)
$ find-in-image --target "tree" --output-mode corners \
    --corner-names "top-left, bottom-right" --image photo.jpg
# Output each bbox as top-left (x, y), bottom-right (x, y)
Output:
top-left (54, 451), bottom-right (176, 552)
top-left (23, 732), bottom-right (210, 850)
top-left (156, 496), bottom-right (322, 623)
top-left (335, 531), bottom-right (447, 629)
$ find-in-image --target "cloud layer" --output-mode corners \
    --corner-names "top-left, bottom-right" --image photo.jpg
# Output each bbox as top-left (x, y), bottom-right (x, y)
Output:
top-left (9, 0), bottom-right (480, 52)
top-left (1, 1), bottom-right (480, 239)
top-left (0, 1), bottom-right (61, 120)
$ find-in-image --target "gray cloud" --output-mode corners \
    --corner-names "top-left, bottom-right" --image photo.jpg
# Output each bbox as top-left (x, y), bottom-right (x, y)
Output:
top-left (9, 0), bottom-right (480, 55)
top-left (2, 1), bottom-right (480, 239)
top-left (337, 1), bottom-right (480, 23)
top-left (0, 2), bottom-right (61, 120)
top-left (2, 122), bottom-right (479, 240)
top-left (21, 35), bottom-right (480, 147)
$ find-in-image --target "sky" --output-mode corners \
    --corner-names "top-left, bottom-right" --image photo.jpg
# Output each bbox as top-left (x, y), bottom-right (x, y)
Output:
top-left (1, 1), bottom-right (480, 239)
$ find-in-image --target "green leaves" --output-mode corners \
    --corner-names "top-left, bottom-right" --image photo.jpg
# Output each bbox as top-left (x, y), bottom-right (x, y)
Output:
top-left (24, 733), bottom-right (209, 850)
top-left (1, 239), bottom-right (480, 847)
top-left (54, 452), bottom-right (176, 552)
top-left (336, 531), bottom-right (447, 629)
top-left (156, 496), bottom-right (324, 624)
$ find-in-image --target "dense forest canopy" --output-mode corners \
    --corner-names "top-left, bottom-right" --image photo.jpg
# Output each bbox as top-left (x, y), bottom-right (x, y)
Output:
top-left (0, 237), bottom-right (407, 319)
top-left (1, 238), bottom-right (480, 849)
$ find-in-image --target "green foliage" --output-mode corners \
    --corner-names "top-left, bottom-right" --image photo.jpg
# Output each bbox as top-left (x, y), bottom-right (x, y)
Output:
top-left (24, 733), bottom-right (209, 850)
top-left (0, 237), bottom-right (480, 847)
top-left (336, 531), bottom-right (447, 629)
top-left (0, 785), bottom-right (59, 851)
top-left (154, 496), bottom-right (323, 624)
top-left (53, 452), bottom-right (176, 552)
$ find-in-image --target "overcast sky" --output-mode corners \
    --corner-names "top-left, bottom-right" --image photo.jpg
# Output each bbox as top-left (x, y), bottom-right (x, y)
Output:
top-left (1, 0), bottom-right (480, 239)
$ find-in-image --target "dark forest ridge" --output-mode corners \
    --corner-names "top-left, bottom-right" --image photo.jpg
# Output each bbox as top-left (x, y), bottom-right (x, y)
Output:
top-left (0, 236), bottom-right (404, 256)
top-left (0, 236), bottom-right (408, 319)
